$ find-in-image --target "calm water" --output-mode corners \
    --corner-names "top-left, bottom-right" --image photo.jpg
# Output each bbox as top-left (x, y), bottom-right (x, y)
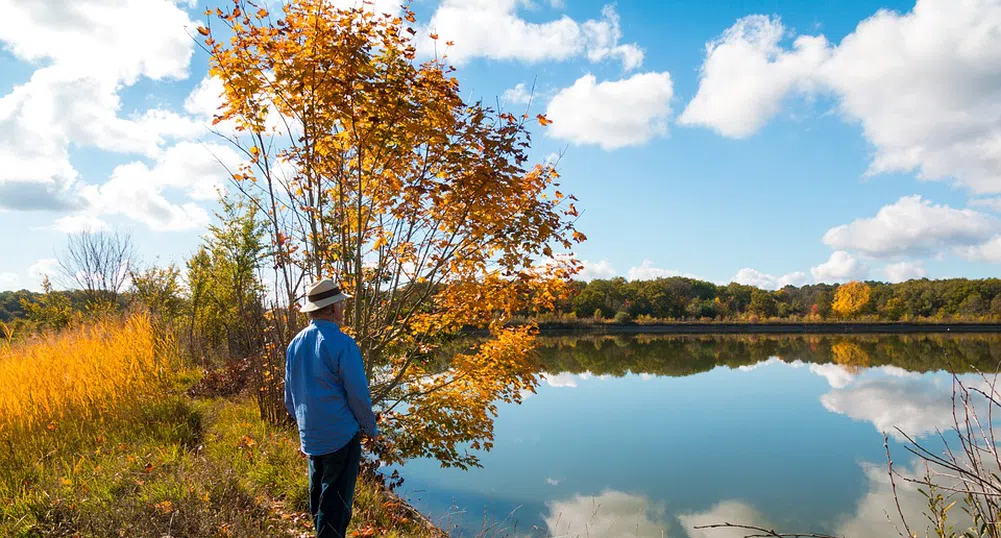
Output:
top-left (394, 334), bottom-right (1001, 537)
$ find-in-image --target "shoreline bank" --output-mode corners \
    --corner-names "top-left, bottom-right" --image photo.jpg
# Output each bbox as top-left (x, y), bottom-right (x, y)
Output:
top-left (527, 322), bottom-right (1001, 336)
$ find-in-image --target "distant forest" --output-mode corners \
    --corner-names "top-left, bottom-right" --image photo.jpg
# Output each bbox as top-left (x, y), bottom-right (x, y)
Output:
top-left (5, 276), bottom-right (1001, 324)
top-left (546, 277), bottom-right (1001, 322)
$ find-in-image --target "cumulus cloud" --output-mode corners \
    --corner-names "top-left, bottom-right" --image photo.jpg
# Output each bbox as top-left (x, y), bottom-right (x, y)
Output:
top-left (0, 0), bottom-right (195, 84)
top-left (626, 260), bottom-right (700, 281)
top-left (823, 195), bottom-right (997, 257)
top-left (422, 1), bottom-right (643, 70)
top-left (51, 214), bottom-right (109, 234)
top-left (542, 372), bottom-right (579, 388)
top-left (578, 259), bottom-right (617, 281)
top-left (80, 142), bottom-right (242, 231)
top-left (543, 490), bottom-right (667, 538)
top-left (810, 251), bottom-right (868, 283)
top-left (28, 258), bottom-right (59, 284)
top-left (958, 235), bottom-right (1001, 264)
top-left (0, 0), bottom-right (236, 231)
top-left (883, 261), bottom-right (927, 283)
top-left (732, 268), bottom-right (807, 290)
top-left (679, 500), bottom-right (771, 538)
top-left (821, 377), bottom-right (972, 439)
top-left (681, 1), bottom-right (1001, 193)
top-left (501, 83), bottom-right (533, 106)
top-left (677, 15), bottom-right (830, 138)
top-left (545, 72), bottom-right (674, 150)
top-left (808, 363), bottom-right (855, 389)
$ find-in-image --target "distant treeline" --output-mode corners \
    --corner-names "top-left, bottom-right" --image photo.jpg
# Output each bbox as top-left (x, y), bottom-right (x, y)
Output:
top-left (0, 289), bottom-right (90, 323)
top-left (545, 277), bottom-right (1001, 322)
top-left (8, 276), bottom-right (1001, 325)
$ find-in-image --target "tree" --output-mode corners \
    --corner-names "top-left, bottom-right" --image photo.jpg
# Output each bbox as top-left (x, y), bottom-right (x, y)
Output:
top-left (203, 2), bottom-right (580, 468)
top-left (832, 281), bottom-right (871, 319)
top-left (748, 290), bottom-right (777, 318)
top-left (20, 277), bottom-right (74, 330)
top-left (184, 197), bottom-right (267, 361)
top-left (58, 230), bottom-right (135, 307)
top-left (130, 264), bottom-right (185, 322)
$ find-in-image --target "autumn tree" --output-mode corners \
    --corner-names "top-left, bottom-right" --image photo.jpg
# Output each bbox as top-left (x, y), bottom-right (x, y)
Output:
top-left (185, 197), bottom-right (267, 361)
top-left (832, 281), bottom-right (871, 319)
top-left (202, 1), bottom-right (580, 467)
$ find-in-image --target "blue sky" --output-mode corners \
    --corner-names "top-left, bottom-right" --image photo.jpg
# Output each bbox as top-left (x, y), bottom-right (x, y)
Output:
top-left (2, 0), bottom-right (1001, 292)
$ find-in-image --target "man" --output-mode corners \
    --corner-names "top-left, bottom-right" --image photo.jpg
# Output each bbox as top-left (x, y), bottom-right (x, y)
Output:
top-left (285, 278), bottom-right (379, 538)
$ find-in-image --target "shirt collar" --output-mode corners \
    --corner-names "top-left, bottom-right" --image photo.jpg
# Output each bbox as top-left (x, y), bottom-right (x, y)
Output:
top-left (310, 318), bottom-right (341, 332)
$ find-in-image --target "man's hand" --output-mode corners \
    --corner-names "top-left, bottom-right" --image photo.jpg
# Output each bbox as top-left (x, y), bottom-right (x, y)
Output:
top-left (361, 434), bottom-right (380, 453)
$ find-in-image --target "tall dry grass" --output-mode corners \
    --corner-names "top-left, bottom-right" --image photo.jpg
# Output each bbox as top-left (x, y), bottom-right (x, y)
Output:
top-left (0, 312), bottom-right (172, 433)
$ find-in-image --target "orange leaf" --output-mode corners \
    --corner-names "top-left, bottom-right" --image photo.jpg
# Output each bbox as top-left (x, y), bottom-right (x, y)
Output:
top-left (197, 26), bottom-right (210, 36)
top-left (536, 114), bottom-right (552, 126)
top-left (429, 33), bottom-right (438, 40)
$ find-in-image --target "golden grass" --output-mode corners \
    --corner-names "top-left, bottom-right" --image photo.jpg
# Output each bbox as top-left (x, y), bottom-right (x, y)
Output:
top-left (0, 312), bottom-right (171, 433)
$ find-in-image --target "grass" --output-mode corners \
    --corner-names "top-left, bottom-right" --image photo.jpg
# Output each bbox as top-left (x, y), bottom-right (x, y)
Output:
top-left (0, 313), bottom-right (445, 538)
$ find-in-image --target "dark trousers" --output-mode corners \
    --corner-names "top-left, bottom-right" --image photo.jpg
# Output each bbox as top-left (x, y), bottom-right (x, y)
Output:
top-left (308, 433), bottom-right (362, 538)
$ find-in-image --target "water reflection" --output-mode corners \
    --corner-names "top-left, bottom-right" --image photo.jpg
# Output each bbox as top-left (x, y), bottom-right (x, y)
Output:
top-left (542, 490), bottom-right (667, 538)
top-left (398, 333), bottom-right (1001, 537)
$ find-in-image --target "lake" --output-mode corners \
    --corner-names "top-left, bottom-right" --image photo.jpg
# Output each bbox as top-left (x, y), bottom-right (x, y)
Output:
top-left (393, 333), bottom-right (1001, 537)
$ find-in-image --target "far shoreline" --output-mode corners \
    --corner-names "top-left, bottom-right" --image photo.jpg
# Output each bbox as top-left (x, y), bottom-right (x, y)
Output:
top-left (526, 321), bottom-right (1001, 336)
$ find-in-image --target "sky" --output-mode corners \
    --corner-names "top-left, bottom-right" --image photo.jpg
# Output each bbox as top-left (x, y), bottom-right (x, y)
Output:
top-left (2, 0), bottom-right (1001, 292)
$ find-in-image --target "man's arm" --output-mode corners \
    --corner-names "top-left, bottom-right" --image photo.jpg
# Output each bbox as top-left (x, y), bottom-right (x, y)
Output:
top-left (339, 339), bottom-right (379, 438)
top-left (284, 346), bottom-right (296, 422)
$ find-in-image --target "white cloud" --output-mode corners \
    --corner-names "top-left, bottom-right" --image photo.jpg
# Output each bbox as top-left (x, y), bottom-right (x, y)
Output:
top-left (80, 142), bottom-right (242, 231)
top-left (970, 197), bottom-right (1001, 212)
top-left (422, 1), bottom-right (643, 70)
top-left (626, 260), bottom-right (700, 281)
top-left (677, 15), bottom-right (830, 138)
top-left (958, 235), bottom-right (1001, 264)
top-left (547, 72), bottom-right (673, 150)
top-left (545, 477), bottom-right (560, 486)
top-left (543, 490), bottom-right (667, 538)
top-left (810, 251), bottom-right (868, 283)
top-left (820, 377), bottom-right (975, 439)
top-left (502, 83), bottom-right (533, 106)
top-left (679, 500), bottom-right (771, 538)
top-left (732, 268), bottom-right (807, 290)
top-left (28, 258), bottom-right (60, 285)
top-left (823, 195), bottom-right (997, 257)
top-left (883, 261), bottom-right (927, 283)
top-left (0, 272), bottom-right (18, 290)
top-left (0, 0), bottom-right (195, 84)
top-left (0, 0), bottom-right (211, 219)
top-left (578, 259), bottom-right (616, 281)
top-left (680, 1), bottom-right (1001, 193)
top-left (51, 214), bottom-right (109, 234)
top-left (542, 372), bottom-right (579, 388)
top-left (808, 363), bottom-right (855, 389)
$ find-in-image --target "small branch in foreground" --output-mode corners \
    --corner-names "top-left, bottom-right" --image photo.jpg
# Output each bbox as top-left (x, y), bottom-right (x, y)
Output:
top-left (692, 523), bottom-right (839, 538)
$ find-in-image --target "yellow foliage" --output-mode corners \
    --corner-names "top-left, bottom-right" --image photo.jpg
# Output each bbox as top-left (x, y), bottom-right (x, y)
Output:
top-left (832, 281), bottom-right (871, 319)
top-left (831, 341), bottom-right (871, 373)
top-left (0, 313), bottom-right (171, 433)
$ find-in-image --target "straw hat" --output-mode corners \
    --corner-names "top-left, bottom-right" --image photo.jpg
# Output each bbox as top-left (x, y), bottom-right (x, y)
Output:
top-left (300, 279), bottom-right (352, 313)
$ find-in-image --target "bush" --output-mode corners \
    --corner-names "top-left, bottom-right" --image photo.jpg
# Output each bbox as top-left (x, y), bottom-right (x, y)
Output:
top-left (613, 311), bottom-right (632, 324)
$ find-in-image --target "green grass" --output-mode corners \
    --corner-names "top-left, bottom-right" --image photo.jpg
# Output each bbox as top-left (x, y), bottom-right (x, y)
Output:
top-left (2, 389), bottom-right (445, 538)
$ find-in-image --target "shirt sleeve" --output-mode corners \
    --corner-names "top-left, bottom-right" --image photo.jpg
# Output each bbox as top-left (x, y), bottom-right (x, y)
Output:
top-left (284, 345), bottom-right (296, 421)
top-left (338, 338), bottom-right (379, 438)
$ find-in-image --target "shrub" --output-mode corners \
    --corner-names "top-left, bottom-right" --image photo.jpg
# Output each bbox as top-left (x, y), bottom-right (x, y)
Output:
top-left (613, 311), bottom-right (632, 324)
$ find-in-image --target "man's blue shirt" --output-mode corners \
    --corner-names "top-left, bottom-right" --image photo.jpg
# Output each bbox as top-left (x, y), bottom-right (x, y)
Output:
top-left (285, 319), bottom-right (378, 456)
